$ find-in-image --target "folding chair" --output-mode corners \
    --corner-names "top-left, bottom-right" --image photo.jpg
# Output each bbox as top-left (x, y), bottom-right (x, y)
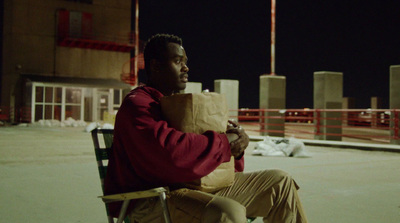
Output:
top-left (91, 128), bottom-right (172, 223)
top-left (92, 128), bottom-right (256, 223)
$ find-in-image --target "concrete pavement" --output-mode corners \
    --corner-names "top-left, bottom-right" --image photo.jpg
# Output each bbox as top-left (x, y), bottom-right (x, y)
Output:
top-left (0, 126), bottom-right (399, 222)
top-left (245, 141), bottom-right (400, 223)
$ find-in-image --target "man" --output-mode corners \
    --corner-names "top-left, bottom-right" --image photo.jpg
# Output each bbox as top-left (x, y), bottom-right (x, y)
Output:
top-left (105, 34), bottom-right (307, 223)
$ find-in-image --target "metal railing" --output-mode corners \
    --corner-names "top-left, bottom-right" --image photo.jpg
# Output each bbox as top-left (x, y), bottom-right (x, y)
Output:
top-left (0, 106), bottom-right (31, 124)
top-left (2, 106), bottom-right (399, 144)
top-left (233, 108), bottom-right (399, 144)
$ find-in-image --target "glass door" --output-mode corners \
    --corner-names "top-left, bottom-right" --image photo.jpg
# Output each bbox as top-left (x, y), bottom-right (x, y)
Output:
top-left (96, 90), bottom-right (111, 121)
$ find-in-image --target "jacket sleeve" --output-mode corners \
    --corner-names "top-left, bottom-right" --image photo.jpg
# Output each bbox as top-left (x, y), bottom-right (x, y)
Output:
top-left (113, 92), bottom-right (232, 184)
top-left (234, 156), bottom-right (244, 172)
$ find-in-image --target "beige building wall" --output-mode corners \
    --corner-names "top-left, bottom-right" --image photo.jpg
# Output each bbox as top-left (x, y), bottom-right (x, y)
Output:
top-left (1, 0), bottom-right (132, 107)
top-left (55, 49), bottom-right (129, 79)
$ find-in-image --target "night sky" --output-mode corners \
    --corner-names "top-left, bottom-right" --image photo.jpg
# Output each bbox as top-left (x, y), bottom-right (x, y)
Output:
top-left (137, 1), bottom-right (400, 109)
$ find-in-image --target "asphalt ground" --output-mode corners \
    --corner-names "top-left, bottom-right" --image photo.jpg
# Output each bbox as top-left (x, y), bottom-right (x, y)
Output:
top-left (0, 126), bottom-right (399, 222)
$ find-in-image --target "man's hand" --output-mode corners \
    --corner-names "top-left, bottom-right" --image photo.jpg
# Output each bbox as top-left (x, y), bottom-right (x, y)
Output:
top-left (226, 120), bottom-right (249, 159)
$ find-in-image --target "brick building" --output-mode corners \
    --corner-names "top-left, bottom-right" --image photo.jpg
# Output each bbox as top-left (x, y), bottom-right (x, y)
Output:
top-left (1, 0), bottom-right (139, 123)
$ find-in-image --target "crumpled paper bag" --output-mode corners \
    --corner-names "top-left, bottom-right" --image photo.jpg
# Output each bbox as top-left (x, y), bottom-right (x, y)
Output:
top-left (160, 92), bottom-right (234, 192)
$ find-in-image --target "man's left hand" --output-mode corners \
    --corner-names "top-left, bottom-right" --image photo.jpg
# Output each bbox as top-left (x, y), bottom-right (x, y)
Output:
top-left (226, 120), bottom-right (249, 158)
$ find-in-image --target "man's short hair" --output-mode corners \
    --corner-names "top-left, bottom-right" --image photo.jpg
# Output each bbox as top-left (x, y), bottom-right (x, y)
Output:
top-left (144, 34), bottom-right (183, 75)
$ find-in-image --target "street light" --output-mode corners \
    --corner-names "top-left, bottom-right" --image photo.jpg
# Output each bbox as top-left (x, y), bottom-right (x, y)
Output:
top-left (270, 0), bottom-right (276, 75)
top-left (133, 0), bottom-right (139, 86)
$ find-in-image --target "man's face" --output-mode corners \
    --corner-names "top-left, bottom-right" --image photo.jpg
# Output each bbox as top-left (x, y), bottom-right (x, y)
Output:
top-left (157, 43), bottom-right (189, 93)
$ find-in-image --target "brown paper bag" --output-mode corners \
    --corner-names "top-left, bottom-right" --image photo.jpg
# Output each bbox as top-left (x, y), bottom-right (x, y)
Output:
top-left (160, 92), bottom-right (234, 192)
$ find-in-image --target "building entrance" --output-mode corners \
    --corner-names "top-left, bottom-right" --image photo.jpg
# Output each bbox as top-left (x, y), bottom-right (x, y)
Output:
top-left (96, 90), bottom-right (111, 121)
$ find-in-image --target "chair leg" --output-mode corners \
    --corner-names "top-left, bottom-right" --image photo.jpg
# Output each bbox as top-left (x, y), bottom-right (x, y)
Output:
top-left (108, 215), bottom-right (115, 223)
top-left (159, 192), bottom-right (172, 223)
top-left (117, 200), bottom-right (130, 223)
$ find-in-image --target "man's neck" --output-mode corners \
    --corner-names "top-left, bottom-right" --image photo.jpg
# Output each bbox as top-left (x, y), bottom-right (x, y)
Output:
top-left (147, 82), bottom-right (174, 96)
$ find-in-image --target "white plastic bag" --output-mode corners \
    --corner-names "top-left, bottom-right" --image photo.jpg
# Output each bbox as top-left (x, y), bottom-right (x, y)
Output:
top-left (252, 137), bottom-right (311, 158)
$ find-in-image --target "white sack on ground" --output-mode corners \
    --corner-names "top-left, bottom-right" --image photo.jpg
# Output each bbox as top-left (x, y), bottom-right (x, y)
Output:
top-left (84, 123), bottom-right (113, 132)
top-left (252, 137), bottom-right (312, 158)
top-left (101, 123), bottom-right (114, 129)
top-left (33, 118), bottom-right (87, 128)
top-left (84, 122), bottom-right (99, 132)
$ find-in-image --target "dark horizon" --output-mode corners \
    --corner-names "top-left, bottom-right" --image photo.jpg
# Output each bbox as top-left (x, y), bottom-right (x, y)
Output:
top-left (137, 1), bottom-right (400, 109)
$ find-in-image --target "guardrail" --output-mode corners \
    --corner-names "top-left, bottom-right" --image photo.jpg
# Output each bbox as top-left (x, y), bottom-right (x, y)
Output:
top-left (0, 106), bottom-right (11, 122)
top-left (0, 106), bottom-right (31, 124)
top-left (2, 106), bottom-right (399, 145)
top-left (233, 108), bottom-right (399, 144)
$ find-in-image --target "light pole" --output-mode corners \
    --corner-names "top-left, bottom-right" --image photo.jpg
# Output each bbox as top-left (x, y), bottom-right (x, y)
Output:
top-left (270, 0), bottom-right (276, 75)
top-left (133, 0), bottom-right (139, 86)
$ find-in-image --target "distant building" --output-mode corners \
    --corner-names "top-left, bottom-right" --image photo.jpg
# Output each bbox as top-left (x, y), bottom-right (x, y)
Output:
top-left (1, 0), bottom-right (141, 123)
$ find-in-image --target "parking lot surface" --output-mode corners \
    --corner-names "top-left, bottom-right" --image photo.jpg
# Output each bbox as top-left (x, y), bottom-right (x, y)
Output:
top-left (0, 126), bottom-right (399, 222)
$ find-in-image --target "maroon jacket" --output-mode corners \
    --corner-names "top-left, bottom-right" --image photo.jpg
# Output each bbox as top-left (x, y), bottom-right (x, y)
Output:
top-left (104, 86), bottom-right (244, 217)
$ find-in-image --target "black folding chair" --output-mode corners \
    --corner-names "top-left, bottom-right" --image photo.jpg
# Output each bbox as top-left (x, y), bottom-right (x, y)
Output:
top-left (91, 128), bottom-right (171, 223)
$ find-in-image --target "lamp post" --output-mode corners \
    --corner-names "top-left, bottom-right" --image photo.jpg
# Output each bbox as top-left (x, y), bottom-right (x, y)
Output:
top-left (133, 0), bottom-right (139, 86)
top-left (270, 0), bottom-right (276, 75)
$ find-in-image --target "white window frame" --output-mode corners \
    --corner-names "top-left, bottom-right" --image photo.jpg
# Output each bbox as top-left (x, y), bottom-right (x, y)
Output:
top-left (30, 82), bottom-right (124, 123)
top-left (31, 83), bottom-right (84, 123)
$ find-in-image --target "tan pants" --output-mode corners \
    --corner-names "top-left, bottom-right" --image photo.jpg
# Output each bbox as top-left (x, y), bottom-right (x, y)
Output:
top-left (129, 169), bottom-right (307, 223)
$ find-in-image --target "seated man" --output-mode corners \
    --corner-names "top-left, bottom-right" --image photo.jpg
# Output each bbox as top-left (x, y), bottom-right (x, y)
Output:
top-left (104, 33), bottom-right (307, 223)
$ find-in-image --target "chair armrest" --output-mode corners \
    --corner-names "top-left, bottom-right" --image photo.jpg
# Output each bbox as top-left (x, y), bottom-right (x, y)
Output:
top-left (99, 187), bottom-right (168, 203)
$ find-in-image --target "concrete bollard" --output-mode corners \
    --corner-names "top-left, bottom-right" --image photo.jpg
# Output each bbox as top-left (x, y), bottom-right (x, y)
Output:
top-left (259, 75), bottom-right (286, 137)
top-left (214, 79), bottom-right (239, 121)
top-left (314, 71), bottom-right (343, 141)
top-left (390, 65), bottom-right (400, 144)
top-left (180, 82), bottom-right (202, 94)
top-left (342, 97), bottom-right (355, 126)
top-left (370, 97), bottom-right (383, 128)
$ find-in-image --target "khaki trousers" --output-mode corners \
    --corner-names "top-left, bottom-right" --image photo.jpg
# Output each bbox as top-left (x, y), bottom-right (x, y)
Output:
top-left (129, 169), bottom-right (307, 223)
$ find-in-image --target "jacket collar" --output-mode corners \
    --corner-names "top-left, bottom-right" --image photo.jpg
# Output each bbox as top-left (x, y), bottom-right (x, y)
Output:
top-left (136, 85), bottom-right (164, 101)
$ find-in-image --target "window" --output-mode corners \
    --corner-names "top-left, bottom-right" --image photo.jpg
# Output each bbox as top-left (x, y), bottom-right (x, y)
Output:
top-left (113, 89), bottom-right (122, 111)
top-left (84, 88), bottom-right (93, 122)
top-left (31, 84), bottom-right (124, 123)
top-left (53, 87), bottom-right (62, 120)
top-left (33, 86), bottom-right (63, 121)
top-left (65, 88), bottom-right (83, 120)
top-left (33, 85), bottom-right (83, 122)
top-left (66, 88), bottom-right (82, 104)
top-left (35, 87), bottom-right (43, 102)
